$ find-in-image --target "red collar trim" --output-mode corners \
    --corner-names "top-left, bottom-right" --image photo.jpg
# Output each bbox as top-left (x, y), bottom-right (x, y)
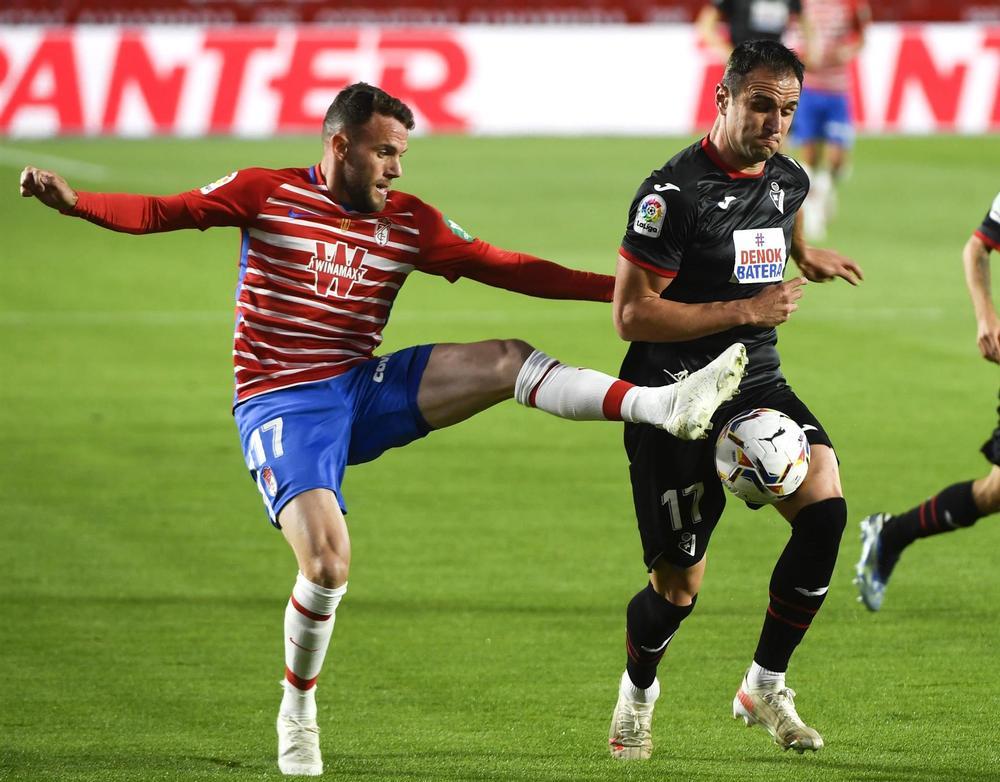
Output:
top-left (700, 137), bottom-right (766, 180)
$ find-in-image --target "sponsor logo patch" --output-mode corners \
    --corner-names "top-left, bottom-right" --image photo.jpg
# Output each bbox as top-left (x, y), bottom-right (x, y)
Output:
top-left (731, 227), bottom-right (786, 284)
top-left (633, 194), bottom-right (666, 237)
top-left (199, 171), bottom-right (238, 194)
top-left (308, 240), bottom-right (368, 298)
top-left (374, 218), bottom-right (392, 247)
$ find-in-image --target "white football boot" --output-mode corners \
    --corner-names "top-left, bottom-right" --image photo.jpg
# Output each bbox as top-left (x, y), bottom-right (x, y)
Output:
top-left (277, 712), bottom-right (323, 776)
top-left (854, 512), bottom-right (890, 612)
top-left (660, 342), bottom-right (747, 440)
top-left (732, 672), bottom-right (823, 753)
top-left (608, 675), bottom-right (657, 760)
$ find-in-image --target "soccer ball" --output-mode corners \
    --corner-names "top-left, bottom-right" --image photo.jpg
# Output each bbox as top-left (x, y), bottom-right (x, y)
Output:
top-left (714, 408), bottom-right (810, 504)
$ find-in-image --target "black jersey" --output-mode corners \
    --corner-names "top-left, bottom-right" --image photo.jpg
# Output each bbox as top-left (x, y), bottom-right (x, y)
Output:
top-left (618, 137), bottom-right (809, 391)
top-left (974, 191), bottom-right (1000, 251)
top-left (712, 0), bottom-right (801, 45)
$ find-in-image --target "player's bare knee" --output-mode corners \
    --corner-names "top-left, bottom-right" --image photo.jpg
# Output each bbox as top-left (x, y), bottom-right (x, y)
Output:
top-left (651, 563), bottom-right (703, 606)
top-left (661, 585), bottom-right (698, 607)
top-left (974, 469), bottom-right (1000, 514)
top-left (495, 338), bottom-right (534, 386)
top-left (301, 552), bottom-right (350, 589)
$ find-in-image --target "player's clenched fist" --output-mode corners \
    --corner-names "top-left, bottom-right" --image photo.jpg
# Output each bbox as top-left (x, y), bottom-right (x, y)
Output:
top-left (977, 315), bottom-right (1000, 364)
top-left (19, 166), bottom-right (78, 212)
top-left (746, 277), bottom-right (806, 327)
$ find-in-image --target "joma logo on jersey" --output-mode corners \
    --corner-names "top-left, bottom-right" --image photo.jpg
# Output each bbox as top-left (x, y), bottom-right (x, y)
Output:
top-left (308, 241), bottom-right (368, 299)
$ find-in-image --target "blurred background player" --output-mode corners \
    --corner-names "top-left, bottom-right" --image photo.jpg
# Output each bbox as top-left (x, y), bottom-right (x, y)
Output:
top-left (697, 0), bottom-right (804, 62)
top-left (794, 0), bottom-right (871, 239)
top-left (19, 82), bottom-right (747, 777)
top-left (605, 40), bottom-right (863, 760)
top-left (855, 190), bottom-right (1000, 611)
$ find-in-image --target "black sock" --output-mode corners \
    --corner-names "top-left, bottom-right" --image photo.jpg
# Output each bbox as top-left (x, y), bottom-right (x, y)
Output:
top-left (625, 584), bottom-right (695, 689)
top-left (879, 481), bottom-right (982, 577)
top-left (754, 497), bottom-right (846, 672)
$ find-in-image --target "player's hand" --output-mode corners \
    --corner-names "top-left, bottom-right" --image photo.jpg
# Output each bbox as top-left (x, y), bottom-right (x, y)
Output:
top-left (976, 314), bottom-right (1000, 364)
top-left (746, 277), bottom-right (807, 327)
top-left (19, 166), bottom-right (78, 212)
top-left (795, 246), bottom-right (864, 285)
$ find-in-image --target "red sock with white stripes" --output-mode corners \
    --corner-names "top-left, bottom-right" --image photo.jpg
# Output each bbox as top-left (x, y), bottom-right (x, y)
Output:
top-left (281, 572), bottom-right (347, 720)
top-left (514, 349), bottom-right (664, 423)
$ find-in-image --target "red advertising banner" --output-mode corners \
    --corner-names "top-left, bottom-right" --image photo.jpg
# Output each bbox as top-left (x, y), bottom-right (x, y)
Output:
top-left (1, 24), bottom-right (997, 137)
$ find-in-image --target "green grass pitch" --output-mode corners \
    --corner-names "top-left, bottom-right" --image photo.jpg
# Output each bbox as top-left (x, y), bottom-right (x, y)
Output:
top-left (2, 134), bottom-right (999, 781)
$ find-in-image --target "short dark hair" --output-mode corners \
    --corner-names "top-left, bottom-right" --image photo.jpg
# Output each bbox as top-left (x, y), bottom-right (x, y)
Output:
top-left (722, 40), bottom-right (805, 95)
top-left (322, 82), bottom-right (415, 139)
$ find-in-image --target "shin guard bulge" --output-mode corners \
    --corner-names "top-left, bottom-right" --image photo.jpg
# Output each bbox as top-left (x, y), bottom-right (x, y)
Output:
top-left (284, 573), bottom-right (347, 694)
top-left (754, 498), bottom-right (846, 672)
top-left (625, 584), bottom-right (696, 689)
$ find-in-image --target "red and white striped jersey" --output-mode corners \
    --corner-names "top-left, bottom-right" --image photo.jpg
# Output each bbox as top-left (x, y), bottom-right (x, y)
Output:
top-left (801, 0), bottom-right (867, 93)
top-left (70, 164), bottom-right (613, 404)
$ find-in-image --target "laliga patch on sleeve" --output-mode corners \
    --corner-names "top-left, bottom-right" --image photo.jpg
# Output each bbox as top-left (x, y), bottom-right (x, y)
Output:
top-left (200, 171), bottom-right (238, 195)
top-left (731, 227), bottom-right (787, 283)
top-left (633, 194), bottom-right (666, 237)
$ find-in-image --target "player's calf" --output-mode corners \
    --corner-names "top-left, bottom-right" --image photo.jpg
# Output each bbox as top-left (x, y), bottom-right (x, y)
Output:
top-left (754, 497), bottom-right (845, 671)
top-left (278, 574), bottom-right (347, 776)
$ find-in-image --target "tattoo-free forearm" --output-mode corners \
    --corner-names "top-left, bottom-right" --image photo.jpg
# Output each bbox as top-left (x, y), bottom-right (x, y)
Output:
top-left (964, 235), bottom-right (995, 320)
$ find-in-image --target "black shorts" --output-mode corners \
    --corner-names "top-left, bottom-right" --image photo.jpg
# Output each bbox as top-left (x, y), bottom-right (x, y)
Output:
top-left (980, 389), bottom-right (1000, 467)
top-left (625, 381), bottom-right (834, 571)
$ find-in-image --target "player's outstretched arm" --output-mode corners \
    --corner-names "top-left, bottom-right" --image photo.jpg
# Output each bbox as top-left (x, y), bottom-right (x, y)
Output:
top-left (790, 213), bottom-right (864, 284)
top-left (963, 233), bottom-right (1000, 364)
top-left (20, 166), bottom-right (78, 212)
top-left (414, 206), bottom-right (614, 302)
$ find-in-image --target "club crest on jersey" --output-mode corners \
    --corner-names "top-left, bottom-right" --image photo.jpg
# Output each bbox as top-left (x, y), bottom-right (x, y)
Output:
top-left (261, 466), bottom-right (278, 497)
top-left (199, 171), bottom-right (238, 194)
top-left (308, 241), bottom-right (369, 299)
top-left (769, 181), bottom-right (785, 214)
top-left (374, 218), bottom-right (392, 247)
top-left (634, 194), bottom-right (666, 237)
top-left (731, 227), bottom-right (786, 284)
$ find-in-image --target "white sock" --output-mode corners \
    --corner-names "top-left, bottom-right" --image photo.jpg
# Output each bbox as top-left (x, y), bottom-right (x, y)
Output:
top-left (619, 386), bottom-right (677, 426)
top-left (280, 679), bottom-right (319, 721)
top-left (620, 670), bottom-right (660, 705)
top-left (281, 572), bottom-right (347, 719)
top-left (746, 661), bottom-right (785, 691)
top-left (515, 349), bottom-right (664, 422)
top-left (814, 169), bottom-right (833, 201)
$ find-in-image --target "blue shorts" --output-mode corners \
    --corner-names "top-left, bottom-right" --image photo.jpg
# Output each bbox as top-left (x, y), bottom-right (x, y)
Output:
top-left (234, 345), bottom-right (434, 527)
top-left (793, 87), bottom-right (854, 147)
